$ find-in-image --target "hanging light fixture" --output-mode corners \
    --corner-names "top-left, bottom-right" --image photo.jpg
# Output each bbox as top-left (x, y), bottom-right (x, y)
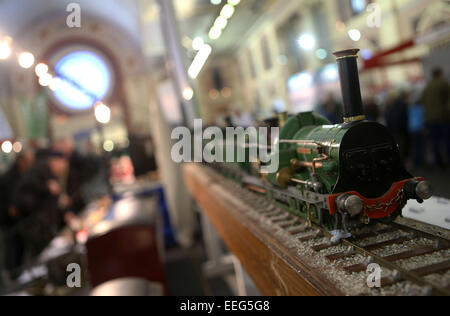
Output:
top-left (18, 52), bottom-right (35, 69)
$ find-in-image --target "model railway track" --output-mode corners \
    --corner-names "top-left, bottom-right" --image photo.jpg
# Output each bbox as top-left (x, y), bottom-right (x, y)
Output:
top-left (217, 171), bottom-right (450, 296)
top-left (338, 233), bottom-right (450, 296)
top-left (293, 213), bottom-right (449, 296)
top-left (298, 217), bottom-right (449, 296)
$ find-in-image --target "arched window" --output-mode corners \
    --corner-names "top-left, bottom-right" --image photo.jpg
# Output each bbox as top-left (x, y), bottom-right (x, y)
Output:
top-left (52, 50), bottom-right (112, 111)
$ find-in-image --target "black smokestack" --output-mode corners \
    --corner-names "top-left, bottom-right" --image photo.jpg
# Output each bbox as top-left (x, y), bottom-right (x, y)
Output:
top-left (333, 49), bottom-right (365, 123)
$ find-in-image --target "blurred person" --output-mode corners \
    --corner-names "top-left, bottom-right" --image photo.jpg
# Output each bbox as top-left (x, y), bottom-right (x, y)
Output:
top-left (364, 97), bottom-right (380, 122)
top-left (408, 91), bottom-right (425, 167)
top-left (34, 147), bottom-right (52, 162)
top-left (31, 138), bottom-right (52, 162)
top-left (319, 93), bottom-right (343, 124)
top-left (0, 150), bottom-right (35, 225)
top-left (128, 126), bottom-right (157, 178)
top-left (67, 150), bottom-right (100, 213)
top-left (53, 137), bottom-right (74, 157)
top-left (224, 114), bottom-right (234, 127)
top-left (13, 151), bottom-right (69, 259)
top-left (54, 137), bottom-right (97, 213)
top-left (0, 150), bottom-right (35, 271)
top-left (385, 91), bottom-right (410, 161)
top-left (422, 68), bottom-right (450, 167)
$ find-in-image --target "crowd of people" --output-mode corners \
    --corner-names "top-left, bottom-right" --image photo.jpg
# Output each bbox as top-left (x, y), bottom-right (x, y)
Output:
top-left (0, 139), bottom-right (99, 276)
top-left (385, 68), bottom-right (450, 167)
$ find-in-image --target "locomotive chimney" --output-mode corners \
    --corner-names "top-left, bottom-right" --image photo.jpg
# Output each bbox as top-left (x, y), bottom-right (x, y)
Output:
top-left (333, 49), bottom-right (365, 123)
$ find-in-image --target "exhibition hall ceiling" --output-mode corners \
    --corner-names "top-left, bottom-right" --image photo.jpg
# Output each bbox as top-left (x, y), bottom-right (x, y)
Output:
top-left (0, 0), bottom-right (278, 58)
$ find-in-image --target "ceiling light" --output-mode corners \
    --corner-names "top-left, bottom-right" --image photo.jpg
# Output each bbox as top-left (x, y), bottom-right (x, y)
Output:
top-left (228, 0), bottom-right (241, 5)
top-left (209, 89), bottom-right (219, 100)
top-left (348, 29), bottom-right (361, 42)
top-left (0, 41), bottom-right (11, 60)
top-left (211, 0), bottom-right (222, 5)
top-left (298, 34), bottom-right (315, 50)
top-left (94, 102), bottom-right (111, 124)
top-left (321, 64), bottom-right (339, 82)
top-left (18, 52), bottom-right (35, 69)
top-left (315, 49), bottom-right (328, 60)
top-left (209, 27), bottom-right (222, 40)
top-left (214, 16), bottom-right (228, 30)
top-left (1, 141), bottom-right (13, 154)
top-left (103, 140), bottom-right (114, 152)
top-left (220, 4), bottom-right (235, 19)
top-left (192, 37), bottom-right (204, 51)
top-left (13, 142), bottom-right (22, 153)
top-left (35, 63), bottom-right (49, 77)
top-left (39, 73), bottom-right (53, 87)
top-left (182, 87), bottom-right (194, 100)
top-left (361, 49), bottom-right (373, 60)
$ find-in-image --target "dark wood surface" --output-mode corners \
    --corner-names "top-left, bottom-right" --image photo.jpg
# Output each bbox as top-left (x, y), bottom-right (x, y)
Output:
top-left (183, 163), bottom-right (343, 296)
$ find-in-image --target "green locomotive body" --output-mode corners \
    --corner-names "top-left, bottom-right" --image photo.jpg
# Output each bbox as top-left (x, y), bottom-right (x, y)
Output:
top-left (259, 111), bottom-right (417, 233)
top-left (268, 112), bottom-right (339, 192)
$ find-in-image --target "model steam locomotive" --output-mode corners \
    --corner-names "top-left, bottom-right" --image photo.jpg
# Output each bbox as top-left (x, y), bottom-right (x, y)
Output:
top-left (215, 49), bottom-right (432, 241)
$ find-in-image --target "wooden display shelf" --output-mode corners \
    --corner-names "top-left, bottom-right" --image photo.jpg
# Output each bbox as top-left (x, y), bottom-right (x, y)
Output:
top-left (183, 163), bottom-right (343, 296)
